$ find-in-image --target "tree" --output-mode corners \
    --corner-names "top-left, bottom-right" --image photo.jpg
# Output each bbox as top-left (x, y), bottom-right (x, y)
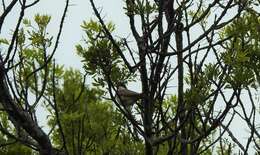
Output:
top-left (0, 0), bottom-right (260, 155)
top-left (48, 68), bottom-right (144, 154)
top-left (81, 0), bottom-right (260, 154)
top-left (0, 4), bottom-right (143, 154)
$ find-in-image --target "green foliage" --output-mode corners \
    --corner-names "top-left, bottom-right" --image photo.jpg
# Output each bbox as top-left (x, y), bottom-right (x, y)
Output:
top-left (0, 14), bottom-right (58, 154)
top-left (0, 14), bottom-right (57, 154)
top-left (204, 63), bottom-right (221, 81)
top-left (124, 0), bottom-right (157, 16)
top-left (216, 139), bottom-right (234, 155)
top-left (0, 113), bottom-right (33, 155)
top-left (76, 20), bottom-right (134, 87)
top-left (22, 15), bottom-right (52, 48)
top-left (48, 69), bottom-right (144, 154)
top-left (1, 14), bottom-right (144, 154)
top-left (0, 143), bottom-right (33, 155)
top-left (222, 12), bottom-right (260, 89)
top-left (15, 14), bottom-right (63, 99)
top-left (184, 64), bottom-right (217, 113)
top-left (0, 38), bottom-right (9, 45)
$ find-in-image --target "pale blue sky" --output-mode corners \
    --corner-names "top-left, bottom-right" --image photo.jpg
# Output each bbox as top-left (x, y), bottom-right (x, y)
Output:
top-left (48, 0), bottom-right (130, 68)
top-left (3, 0), bottom-right (129, 69)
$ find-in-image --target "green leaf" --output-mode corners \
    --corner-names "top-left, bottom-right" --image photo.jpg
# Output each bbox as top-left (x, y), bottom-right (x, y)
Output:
top-left (0, 38), bottom-right (9, 45)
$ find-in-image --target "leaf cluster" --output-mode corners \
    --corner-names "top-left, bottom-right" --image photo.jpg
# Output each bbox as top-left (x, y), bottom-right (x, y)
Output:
top-left (76, 20), bottom-right (134, 87)
top-left (222, 12), bottom-right (260, 89)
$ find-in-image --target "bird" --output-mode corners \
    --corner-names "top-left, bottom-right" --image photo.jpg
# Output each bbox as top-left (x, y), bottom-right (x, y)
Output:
top-left (116, 83), bottom-right (143, 110)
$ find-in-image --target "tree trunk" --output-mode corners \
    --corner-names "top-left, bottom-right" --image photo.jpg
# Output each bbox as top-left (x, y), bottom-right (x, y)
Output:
top-left (0, 66), bottom-right (54, 155)
top-left (176, 23), bottom-right (186, 155)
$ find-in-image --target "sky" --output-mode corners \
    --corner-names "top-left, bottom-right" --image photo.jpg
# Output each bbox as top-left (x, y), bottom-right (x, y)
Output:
top-left (50, 0), bottom-right (130, 68)
top-left (2, 0), bottom-right (258, 153)
top-left (3, 0), bottom-right (129, 69)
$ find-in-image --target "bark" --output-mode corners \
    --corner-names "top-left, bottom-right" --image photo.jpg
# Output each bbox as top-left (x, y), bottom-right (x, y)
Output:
top-left (176, 23), bottom-right (186, 155)
top-left (0, 65), bottom-right (54, 155)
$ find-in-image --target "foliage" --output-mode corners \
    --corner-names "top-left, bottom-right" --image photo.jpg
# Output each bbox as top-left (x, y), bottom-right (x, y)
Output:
top-left (222, 12), bottom-right (260, 89)
top-left (47, 68), bottom-right (144, 154)
top-left (76, 20), bottom-right (135, 87)
top-left (0, 113), bottom-right (33, 155)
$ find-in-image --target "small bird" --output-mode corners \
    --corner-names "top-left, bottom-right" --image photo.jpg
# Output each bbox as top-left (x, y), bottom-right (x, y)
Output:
top-left (116, 83), bottom-right (143, 109)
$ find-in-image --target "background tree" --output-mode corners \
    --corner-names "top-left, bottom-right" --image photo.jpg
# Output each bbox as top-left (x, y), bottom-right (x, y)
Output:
top-left (48, 68), bottom-right (144, 154)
